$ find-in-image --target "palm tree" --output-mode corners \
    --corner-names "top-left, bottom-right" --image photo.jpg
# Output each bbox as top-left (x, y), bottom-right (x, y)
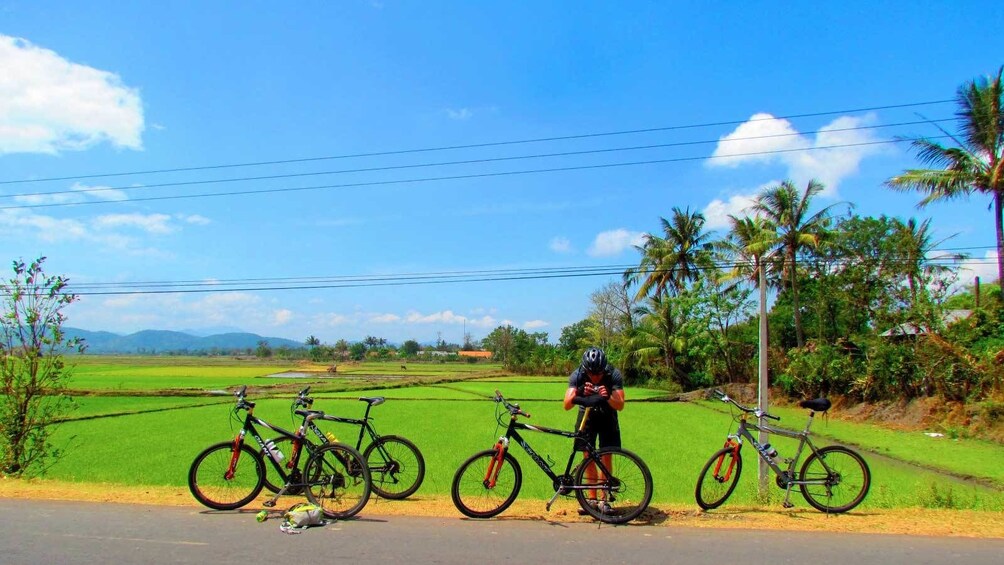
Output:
top-left (886, 67), bottom-right (1004, 285)
top-left (752, 179), bottom-right (835, 348)
top-left (624, 207), bottom-right (713, 300)
top-left (305, 335), bottom-right (321, 348)
top-left (718, 214), bottom-right (776, 287)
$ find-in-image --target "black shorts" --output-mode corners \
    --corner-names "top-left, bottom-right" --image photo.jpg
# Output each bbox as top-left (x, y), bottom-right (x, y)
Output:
top-left (573, 408), bottom-right (621, 451)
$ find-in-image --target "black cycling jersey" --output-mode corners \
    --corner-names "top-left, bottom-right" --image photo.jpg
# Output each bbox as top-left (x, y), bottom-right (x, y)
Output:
top-left (568, 364), bottom-right (624, 450)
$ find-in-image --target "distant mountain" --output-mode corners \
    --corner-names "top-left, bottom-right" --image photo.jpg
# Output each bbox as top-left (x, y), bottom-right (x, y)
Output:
top-left (65, 327), bottom-right (303, 354)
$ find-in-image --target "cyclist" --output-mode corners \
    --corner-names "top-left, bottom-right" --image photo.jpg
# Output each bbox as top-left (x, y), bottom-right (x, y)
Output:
top-left (563, 346), bottom-right (625, 515)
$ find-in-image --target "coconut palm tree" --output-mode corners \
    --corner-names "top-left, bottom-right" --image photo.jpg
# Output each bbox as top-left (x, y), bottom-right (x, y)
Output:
top-left (624, 207), bottom-right (713, 300)
top-left (718, 214), bottom-right (776, 287)
top-left (752, 179), bottom-right (835, 348)
top-left (886, 67), bottom-right (1004, 285)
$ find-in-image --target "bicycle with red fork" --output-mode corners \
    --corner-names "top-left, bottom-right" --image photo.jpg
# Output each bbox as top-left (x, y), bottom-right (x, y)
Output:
top-left (187, 385), bottom-right (372, 519)
top-left (450, 390), bottom-right (653, 524)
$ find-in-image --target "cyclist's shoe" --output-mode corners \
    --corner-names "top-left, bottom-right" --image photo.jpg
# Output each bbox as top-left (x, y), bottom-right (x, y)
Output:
top-left (597, 501), bottom-right (613, 514)
top-left (577, 499), bottom-right (598, 516)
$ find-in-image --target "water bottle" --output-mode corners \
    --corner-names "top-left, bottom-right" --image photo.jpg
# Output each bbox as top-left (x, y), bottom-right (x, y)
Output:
top-left (325, 431), bottom-right (338, 444)
top-left (763, 443), bottom-right (778, 462)
top-left (264, 440), bottom-right (284, 461)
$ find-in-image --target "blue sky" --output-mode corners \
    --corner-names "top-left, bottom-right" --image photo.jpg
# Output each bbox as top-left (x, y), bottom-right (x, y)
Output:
top-left (1, 2), bottom-right (1002, 345)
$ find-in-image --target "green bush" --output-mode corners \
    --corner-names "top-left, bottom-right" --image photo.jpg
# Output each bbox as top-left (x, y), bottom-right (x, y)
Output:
top-left (777, 343), bottom-right (858, 398)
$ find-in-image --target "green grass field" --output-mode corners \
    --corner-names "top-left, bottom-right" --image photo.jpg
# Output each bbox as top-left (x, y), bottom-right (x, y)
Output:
top-left (35, 359), bottom-right (1004, 512)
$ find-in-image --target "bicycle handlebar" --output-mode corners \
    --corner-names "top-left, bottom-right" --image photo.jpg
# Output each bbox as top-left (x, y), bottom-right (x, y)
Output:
top-left (712, 389), bottom-right (779, 421)
top-left (293, 386), bottom-right (313, 408)
top-left (494, 389), bottom-right (531, 418)
top-left (233, 385), bottom-right (255, 410)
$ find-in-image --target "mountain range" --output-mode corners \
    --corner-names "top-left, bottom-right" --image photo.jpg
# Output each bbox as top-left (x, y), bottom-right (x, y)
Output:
top-left (65, 328), bottom-right (304, 354)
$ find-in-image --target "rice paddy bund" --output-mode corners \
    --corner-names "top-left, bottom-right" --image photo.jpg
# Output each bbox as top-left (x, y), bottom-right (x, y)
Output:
top-left (24, 357), bottom-right (1004, 514)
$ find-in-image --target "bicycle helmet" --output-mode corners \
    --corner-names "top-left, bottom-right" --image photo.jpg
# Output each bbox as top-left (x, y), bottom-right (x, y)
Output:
top-left (581, 347), bottom-right (607, 374)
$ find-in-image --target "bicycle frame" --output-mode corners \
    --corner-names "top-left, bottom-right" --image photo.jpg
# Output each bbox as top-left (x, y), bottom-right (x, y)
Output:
top-left (486, 406), bottom-right (615, 508)
top-left (228, 404), bottom-right (321, 497)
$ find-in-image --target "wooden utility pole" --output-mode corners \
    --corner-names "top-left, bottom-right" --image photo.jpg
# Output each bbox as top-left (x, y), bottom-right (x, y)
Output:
top-left (757, 262), bottom-right (769, 495)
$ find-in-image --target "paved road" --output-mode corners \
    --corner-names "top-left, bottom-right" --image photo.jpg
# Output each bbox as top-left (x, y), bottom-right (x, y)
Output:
top-left (1, 500), bottom-right (1001, 565)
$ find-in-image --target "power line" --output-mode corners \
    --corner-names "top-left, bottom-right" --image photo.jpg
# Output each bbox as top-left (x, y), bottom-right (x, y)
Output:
top-left (0, 99), bottom-right (954, 186)
top-left (0, 117), bottom-right (954, 201)
top-left (0, 136), bottom-right (950, 211)
top-left (49, 248), bottom-right (988, 297)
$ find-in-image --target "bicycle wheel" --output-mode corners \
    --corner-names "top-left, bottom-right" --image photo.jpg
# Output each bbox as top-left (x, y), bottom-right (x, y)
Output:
top-left (303, 443), bottom-right (372, 519)
top-left (695, 446), bottom-right (743, 510)
top-left (574, 447), bottom-right (653, 524)
top-left (188, 441), bottom-right (265, 510)
top-left (260, 437), bottom-right (317, 495)
top-left (451, 449), bottom-right (522, 519)
top-left (363, 435), bottom-right (426, 500)
top-left (799, 445), bottom-right (871, 513)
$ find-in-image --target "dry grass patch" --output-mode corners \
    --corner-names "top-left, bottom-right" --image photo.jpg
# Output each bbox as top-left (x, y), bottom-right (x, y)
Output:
top-left (1, 478), bottom-right (1001, 538)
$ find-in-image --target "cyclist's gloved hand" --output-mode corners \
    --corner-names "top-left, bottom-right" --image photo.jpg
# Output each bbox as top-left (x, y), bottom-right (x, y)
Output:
top-left (572, 394), bottom-right (608, 408)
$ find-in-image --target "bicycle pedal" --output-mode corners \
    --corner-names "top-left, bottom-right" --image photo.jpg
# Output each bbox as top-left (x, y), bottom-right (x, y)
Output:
top-left (262, 500), bottom-right (276, 508)
top-left (782, 502), bottom-right (794, 509)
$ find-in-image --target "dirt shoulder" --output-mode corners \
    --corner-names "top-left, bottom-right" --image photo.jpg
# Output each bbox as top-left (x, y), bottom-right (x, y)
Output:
top-left (2, 479), bottom-right (1002, 539)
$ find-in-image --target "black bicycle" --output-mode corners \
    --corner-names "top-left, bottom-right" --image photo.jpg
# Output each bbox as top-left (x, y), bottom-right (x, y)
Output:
top-left (695, 389), bottom-right (871, 513)
top-left (451, 390), bottom-right (653, 524)
top-left (188, 385), bottom-right (372, 519)
top-left (261, 387), bottom-right (425, 500)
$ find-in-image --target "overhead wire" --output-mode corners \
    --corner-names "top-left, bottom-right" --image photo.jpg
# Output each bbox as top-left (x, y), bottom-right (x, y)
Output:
top-left (0, 98), bottom-right (955, 186)
top-left (0, 117), bottom-right (954, 201)
top-left (0, 135), bottom-right (954, 211)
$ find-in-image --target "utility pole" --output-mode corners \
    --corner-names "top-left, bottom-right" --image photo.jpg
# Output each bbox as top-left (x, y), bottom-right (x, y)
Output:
top-left (757, 261), bottom-right (770, 496)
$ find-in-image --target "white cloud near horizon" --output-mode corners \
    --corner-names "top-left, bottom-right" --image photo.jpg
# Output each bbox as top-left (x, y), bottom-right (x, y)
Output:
top-left (0, 34), bottom-right (144, 154)
top-left (708, 113), bottom-right (883, 195)
top-left (957, 250), bottom-right (999, 284)
top-left (588, 229), bottom-right (646, 257)
top-left (524, 320), bottom-right (548, 329)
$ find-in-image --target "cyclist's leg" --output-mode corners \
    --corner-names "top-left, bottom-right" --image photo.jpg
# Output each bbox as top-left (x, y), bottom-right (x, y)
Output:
top-left (595, 417), bottom-right (621, 506)
top-left (574, 410), bottom-right (599, 500)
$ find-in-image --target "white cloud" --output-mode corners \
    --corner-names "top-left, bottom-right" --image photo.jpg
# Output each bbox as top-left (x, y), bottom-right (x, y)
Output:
top-left (11, 182), bottom-right (130, 206)
top-left (708, 113), bottom-right (883, 194)
top-left (702, 184), bottom-right (774, 230)
top-left (957, 250), bottom-right (999, 284)
top-left (371, 313), bottom-right (402, 323)
top-left (445, 108), bottom-right (474, 120)
top-left (588, 229), bottom-right (647, 257)
top-left (0, 34), bottom-right (144, 155)
top-left (272, 309), bottom-right (293, 326)
top-left (93, 213), bottom-right (174, 234)
top-left (524, 320), bottom-right (548, 329)
top-left (178, 214), bottom-right (211, 225)
top-left (549, 236), bottom-right (572, 253)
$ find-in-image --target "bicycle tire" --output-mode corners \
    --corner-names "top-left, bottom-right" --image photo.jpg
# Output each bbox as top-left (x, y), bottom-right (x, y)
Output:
top-left (573, 447), bottom-right (653, 524)
top-left (363, 435), bottom-right (426, 500)
top-left (451, 449), bottom-right (522, 519)
top-left (799, 445), bottom-right (871, 513)
top-left (303, 443), bottom-right (372, 519)
top-left (695, 446), bottom-right (743, 510)
top-left (188, 441), bottom-right (265, 510)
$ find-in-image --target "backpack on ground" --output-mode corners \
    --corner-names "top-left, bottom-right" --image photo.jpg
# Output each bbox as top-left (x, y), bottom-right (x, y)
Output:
top-left (279, 502), bottom-right (330, 534)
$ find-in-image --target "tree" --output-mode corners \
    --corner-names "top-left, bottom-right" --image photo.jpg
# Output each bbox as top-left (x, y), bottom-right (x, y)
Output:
top-left (753, 180), bottom-right (835, 348)
top-left (305, 335), bottom-right (320, 348)
top-left (1, 257), bottom-right (83, 476)
top-left (255, 340), bottom-right (272, 358)
top-left (400, 339), bottom-right (420, 357)
top-left (624, 207), bottom-right (713, 300)
top-left (886, 67), bottom-right (1004, 286)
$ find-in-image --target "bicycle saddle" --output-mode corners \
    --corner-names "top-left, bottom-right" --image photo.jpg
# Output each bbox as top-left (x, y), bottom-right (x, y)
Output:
top-left (799, 398), bottom-right (831, 412)
top-left (359, 397), bottom-right (385, 406)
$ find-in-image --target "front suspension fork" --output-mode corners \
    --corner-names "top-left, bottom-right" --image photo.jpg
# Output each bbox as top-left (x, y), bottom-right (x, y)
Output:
top-left (483, 438), bottom-right (509, 488)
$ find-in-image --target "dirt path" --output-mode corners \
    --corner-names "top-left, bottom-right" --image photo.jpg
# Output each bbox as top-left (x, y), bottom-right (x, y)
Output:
top-left (1, 479), bottom-right (1001, 539)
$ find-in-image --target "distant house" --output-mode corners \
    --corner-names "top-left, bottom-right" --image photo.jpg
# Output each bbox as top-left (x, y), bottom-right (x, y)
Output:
top-left (458, 350), bottom-right (493, 359)
top-left (879, 309), bottom-right (973, 338)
